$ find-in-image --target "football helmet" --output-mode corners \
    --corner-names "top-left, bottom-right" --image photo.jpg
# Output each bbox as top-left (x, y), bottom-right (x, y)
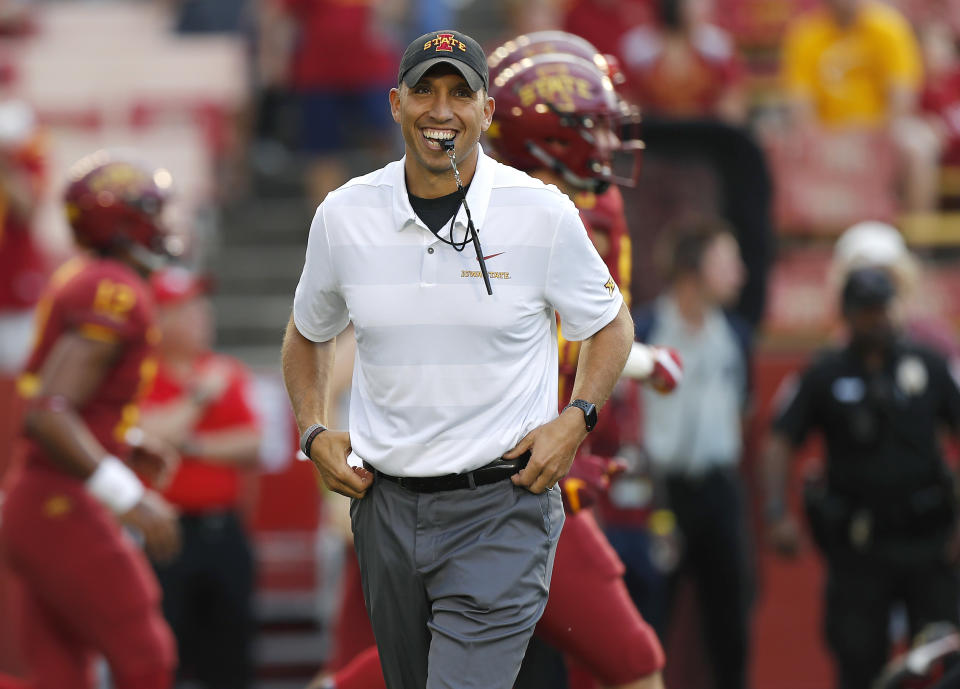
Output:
top-left (488, 30), bottom-right (613, 82)
top-left (64, 150), bottom-right (177, 264)
top-left (488, 31), bottom-right (642, 141)
top-left (488, 53), bottom-right (641, 191)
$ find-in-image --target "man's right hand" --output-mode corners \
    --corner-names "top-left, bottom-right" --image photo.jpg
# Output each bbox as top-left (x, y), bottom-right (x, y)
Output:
top-left (766, 513), bottom-right (801, 557)
top-left (119, 490), bottom-right (181, 564)
top-left (308, 430), bottom-right (373, 499)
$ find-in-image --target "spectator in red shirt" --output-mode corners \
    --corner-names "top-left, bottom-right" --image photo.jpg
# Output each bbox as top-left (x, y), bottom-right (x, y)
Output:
top-left (562, 0), bottom-right (654, 57)
top-left (140, 267), bottom-right (262, 689)
top-left (617, 0), bottom-right (747, 123)
top-left (919, 21), bottom-right (960, 167)
top-left (276, 0), bottom-right (401, 203)
top-left (0, 99), bottom-right (48, 376)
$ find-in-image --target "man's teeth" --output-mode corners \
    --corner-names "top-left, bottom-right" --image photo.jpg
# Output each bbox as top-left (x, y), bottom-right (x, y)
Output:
top-left (424, 130), bottom-right (455, 142)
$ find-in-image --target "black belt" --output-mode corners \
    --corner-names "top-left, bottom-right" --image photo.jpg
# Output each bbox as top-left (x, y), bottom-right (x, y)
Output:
top-left (364, 451), bottom-right (530, 493)
top-left (178, 509), bottom-right (239, 531)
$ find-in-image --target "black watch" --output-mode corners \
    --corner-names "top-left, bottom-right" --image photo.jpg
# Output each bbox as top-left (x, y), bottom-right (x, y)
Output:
top-left (564, 399), bottom-right (598, 432)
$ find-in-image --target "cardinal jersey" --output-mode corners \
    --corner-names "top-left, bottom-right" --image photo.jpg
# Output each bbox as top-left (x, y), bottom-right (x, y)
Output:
top-left (558, 186), bottom-right (632, 419)
top-left (574, 186), bottom-right (632, 297)
top-left (17, 256), bottom-right (158, 467)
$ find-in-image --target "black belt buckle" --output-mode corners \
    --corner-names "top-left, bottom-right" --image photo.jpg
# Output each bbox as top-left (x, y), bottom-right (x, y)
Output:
top-left (474, 451), bottom-right (530, 484)
top-left (366, 451), bottom-right (531, 493)
top-left (466, 456), bottom-right (521, 489)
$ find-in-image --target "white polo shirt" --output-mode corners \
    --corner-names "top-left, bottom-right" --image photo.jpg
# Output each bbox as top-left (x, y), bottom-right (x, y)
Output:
top-left (293, 148), bottom-right (622, 476)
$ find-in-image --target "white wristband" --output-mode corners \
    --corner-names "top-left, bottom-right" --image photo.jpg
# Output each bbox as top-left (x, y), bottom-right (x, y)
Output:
top-left (86, 456), bottom-right (144, 515)
top-left (621, 342), bottom-right (655, 380)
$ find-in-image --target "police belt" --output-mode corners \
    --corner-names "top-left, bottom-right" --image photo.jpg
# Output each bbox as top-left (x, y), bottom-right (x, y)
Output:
top-left (805, 479), bottom-right (955, 543)
top-left (364, 452), bottom-right (531, 493)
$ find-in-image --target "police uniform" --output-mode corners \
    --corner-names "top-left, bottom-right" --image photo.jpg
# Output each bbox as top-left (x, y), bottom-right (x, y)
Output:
top-left (773, 335), bottom-right (960, 689)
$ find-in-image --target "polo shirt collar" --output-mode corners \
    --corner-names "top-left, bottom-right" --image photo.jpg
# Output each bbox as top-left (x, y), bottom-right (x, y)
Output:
top-left (392, 144), bottom-right (495, 235)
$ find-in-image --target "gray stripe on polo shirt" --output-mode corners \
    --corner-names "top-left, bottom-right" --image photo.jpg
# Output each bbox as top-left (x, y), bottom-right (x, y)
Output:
top-left (357, 324), bottom-right (531, 366)
top-left (352, 398), bottom-right (500, 440)
top-left (355, 356), bottom-right (552, 409)
top-left (331, 244), bottom-right (551, 288)
top-left (331, 245), bottom-right (425, 285)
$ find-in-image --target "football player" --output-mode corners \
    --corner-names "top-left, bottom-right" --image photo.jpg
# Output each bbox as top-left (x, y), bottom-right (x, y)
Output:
top-left (0, 151), bottom-right (181, 689)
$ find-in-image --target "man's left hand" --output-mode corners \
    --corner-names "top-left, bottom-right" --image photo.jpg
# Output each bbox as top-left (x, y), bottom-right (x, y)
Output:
top-left (505, 409), bottom-right (587, 493)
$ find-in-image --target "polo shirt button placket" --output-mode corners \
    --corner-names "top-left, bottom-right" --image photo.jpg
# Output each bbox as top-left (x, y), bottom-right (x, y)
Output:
top-left (421, 236), bottom-right (438, 287)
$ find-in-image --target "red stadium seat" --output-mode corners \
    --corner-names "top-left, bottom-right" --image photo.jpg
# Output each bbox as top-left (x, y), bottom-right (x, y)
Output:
top-left (763, 126), bottom-right (898, 235)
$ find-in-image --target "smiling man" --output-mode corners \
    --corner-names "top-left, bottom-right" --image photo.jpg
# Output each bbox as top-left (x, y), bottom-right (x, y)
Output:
top-left (281, 29), bottom-right (634, 689)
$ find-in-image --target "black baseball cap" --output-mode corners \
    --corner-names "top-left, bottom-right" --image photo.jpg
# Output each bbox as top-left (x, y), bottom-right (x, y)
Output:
top-left (842, 267), bottom-right (896, 314)
top-left (398, 30), bottom-right (489, 93)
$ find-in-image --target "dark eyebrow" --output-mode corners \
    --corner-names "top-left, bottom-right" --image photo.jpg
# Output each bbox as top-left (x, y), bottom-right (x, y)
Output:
top-left (412, 74), bottom-right (475, 94)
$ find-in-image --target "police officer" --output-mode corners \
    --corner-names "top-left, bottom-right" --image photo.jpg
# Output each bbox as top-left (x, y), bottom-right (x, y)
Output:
top-left (762, 267), bottom-right (960, 689)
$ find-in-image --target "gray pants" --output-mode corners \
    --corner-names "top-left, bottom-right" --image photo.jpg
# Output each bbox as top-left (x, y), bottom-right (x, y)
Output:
top-left (350, 476), bottom-right (564, 689)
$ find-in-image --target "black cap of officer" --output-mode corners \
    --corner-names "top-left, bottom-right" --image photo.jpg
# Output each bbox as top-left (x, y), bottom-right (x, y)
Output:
top-left (841, 267), bottom-right (896, 315)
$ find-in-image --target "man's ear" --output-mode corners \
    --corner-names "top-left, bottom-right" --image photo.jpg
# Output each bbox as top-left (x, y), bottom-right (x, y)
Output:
top-left (481, 95), bottom-right (495, 131)
top-left (389, 87), bottom-right (402, 124)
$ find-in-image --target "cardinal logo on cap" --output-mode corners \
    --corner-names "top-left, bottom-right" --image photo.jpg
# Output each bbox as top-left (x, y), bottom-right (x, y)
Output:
top-left (425, 33), bottom-right (466, 53)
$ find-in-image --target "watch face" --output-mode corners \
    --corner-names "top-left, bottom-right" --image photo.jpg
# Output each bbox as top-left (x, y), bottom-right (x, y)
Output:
top-left (584, 403), bottom-right (598, 431)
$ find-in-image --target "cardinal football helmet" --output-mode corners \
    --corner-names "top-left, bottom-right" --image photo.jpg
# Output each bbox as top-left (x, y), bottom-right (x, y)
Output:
top-left (488, 53), bottom-right (641, 191)
top-left (64, 150), bottom-right (178, 264)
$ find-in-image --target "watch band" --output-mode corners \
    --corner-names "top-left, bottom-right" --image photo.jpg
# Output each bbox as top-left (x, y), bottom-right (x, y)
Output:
top-left (564, 399), bottom-right (598, 432)
top-left (300, 423), bottom-right (327, 458)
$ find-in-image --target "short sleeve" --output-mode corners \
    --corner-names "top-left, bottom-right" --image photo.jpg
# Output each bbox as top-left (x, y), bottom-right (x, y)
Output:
top-left (63, 270), bottom-right (150, 344)
top-left (546, 203), bottom-right (623, 341)
top-left (771, 367), bottom-right (819, 446)
top-left (879, 11), bottom-right (923, 90)
top-left (293, 204), bottom-right (349, 343)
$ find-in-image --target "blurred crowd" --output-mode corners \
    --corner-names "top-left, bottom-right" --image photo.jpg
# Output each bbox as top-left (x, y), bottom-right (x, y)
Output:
top-left (1, 0), bottom-right (960, 688)
top-left (241, 0), bottom-right (960, 218)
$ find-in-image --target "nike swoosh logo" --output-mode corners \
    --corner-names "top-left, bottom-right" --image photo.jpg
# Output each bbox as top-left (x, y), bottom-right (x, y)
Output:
top-left (480, 252), bottom-right (504, 262)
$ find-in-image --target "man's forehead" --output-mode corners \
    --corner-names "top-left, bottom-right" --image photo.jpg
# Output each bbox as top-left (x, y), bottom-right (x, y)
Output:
top-left (414, 64), bottom-right (474, 89)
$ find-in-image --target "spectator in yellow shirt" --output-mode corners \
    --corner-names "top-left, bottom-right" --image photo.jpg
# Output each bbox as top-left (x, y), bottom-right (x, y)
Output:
top-left (781, 0), bottom-right (941, 211)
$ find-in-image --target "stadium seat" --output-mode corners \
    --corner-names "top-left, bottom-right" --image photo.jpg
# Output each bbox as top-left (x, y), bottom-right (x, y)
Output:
top-left (762, 126), bottom-right (898, 235)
